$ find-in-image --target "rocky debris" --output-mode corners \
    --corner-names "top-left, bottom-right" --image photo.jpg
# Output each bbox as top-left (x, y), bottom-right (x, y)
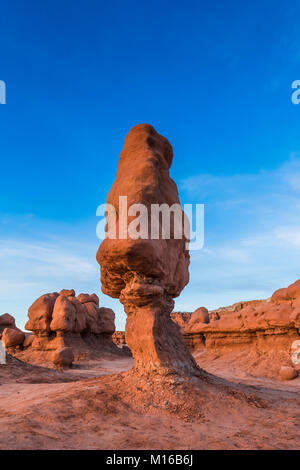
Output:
top-left (279, 366), bottom-right (298, 381)
top-left (0, 313), bottom-right (16, 334)
top-left (22, 289), bottom-right (128, 362)
top-left (97, 124), bottom-right (199, 376)
top-left (2, 328), bottom-right (25, 348)
top-left (51, 347), bottom-right (74, 369)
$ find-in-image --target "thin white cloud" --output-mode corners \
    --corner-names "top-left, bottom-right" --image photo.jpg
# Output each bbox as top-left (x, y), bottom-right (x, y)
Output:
top-left (0, 230), bottom-right (127, 331)
top-left (176, 155), bottom-right (300, 311)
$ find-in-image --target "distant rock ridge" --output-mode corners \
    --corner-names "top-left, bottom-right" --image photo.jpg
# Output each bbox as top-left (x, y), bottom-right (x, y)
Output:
top-left (173, 280), bottom-right (300, 359)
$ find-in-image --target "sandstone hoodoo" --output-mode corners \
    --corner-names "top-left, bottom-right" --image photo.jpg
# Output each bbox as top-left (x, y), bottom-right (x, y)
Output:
top-left (97, 124), bottom-right (199, 376)
top-left (24, 289), bottom-right (124, 360)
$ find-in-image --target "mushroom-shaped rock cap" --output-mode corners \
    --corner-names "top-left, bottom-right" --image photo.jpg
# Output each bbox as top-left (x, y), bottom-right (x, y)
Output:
top-left (97, 124), bottom-right (190, 300)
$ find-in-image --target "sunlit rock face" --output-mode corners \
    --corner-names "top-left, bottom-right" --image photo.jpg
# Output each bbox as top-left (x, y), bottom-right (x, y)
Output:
top-left (24, 289), bottom-right (122, 359)
top-left (97, 124), bottom-right (199, 376)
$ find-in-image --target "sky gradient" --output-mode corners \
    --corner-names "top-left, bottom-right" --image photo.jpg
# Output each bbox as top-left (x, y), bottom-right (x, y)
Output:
top-left (1, 0), bottom-right (300, 330)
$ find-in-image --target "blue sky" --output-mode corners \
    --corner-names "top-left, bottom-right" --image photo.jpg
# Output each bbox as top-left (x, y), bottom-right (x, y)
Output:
top-left (0, 0), bottom-right (300, 330)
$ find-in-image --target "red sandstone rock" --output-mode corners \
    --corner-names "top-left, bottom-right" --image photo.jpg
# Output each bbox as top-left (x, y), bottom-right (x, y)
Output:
top-left (171, 312), bottom-right (192, 328)
top-left (51, 347), bottom-right (74, 368)
top-left (25, 293), bottom-right (58, 334)
top-left (68, 297), bottom-right (87, 333)
top-left (83, 301), bottom-right (99, 333)
top-left (97, 307), bottom-right (115, 335)
top-left (290, 308), bottom-right (300, 328)
top-left (279, 366), bottom-right (297, 381)
top-left (23, 289), bottom-right (125, 361)
top-left (59, 289), bottom-right (75, 297)
top-left (286, 279), bottom-right (300, 300)
top-left (182, 280), bottom-right (300, 363)
top-left (50, 295), bottom-right (76, 333)
top-left (270, 288), bottom-right (289, 304)
top-left (23, 334), bottom-right (34, 348)
top-left (97, 124), bottom-right (199, 376)
top-left (77, 293), bottom-right (99, 305)
top-left (0, 314), bottom-right (16, 334)
top-left (190, 307), bottom-right (209, 325)
top-left (113, 331), bottom-right (126, 346)
top-left (2, 328), bottom-right (25, 348)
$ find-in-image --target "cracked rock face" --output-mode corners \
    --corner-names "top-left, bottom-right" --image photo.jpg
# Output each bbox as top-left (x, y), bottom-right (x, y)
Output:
top-left (97, 124), bottom-right (199, 376)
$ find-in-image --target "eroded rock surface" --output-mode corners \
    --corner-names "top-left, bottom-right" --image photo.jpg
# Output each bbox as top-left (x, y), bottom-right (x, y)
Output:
top-left (178, 280), bottom-right (300, 365)
top-left (97, 124), bottom-right (199, 376)
top-left (22, 290), bottom-right (125, 361)
top-left (0, 314), bottom-right (16, 334)
top-left (51, 347), bottom-right (74, 369)
top-left (2, 328), bottom-right (25, 348)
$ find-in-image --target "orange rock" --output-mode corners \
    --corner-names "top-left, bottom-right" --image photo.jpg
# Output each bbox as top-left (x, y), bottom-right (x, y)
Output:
top-left (59, 289), bottom-right (75, 297)
top-left (23, 334), bottom-right (34, 348)
top-left (279, 366), bottom-right (297, 381)
top-left (77, 293), bottom-right (99, 305)
top-left (271, 287), bottom-right (289, 304)
top-left (0, 313), bottom-right (16, 334)
top-left (51, 347), bottom-right (74, 368)
top-left (290, 308), bottom-right (300, 328)
top-left (25, 293), bottom-right (58, 334)
top-left (68, 297), bottom-right (87, 333)
top-left (97, 307), bottom-right (115, 335)
top-left (286, 279), bottom-right (300, 300)
top-left (84, 301), bottom-right (100, 333)
top-left (2, 328), bottom-right (25, 348)
top-left (50, 295), bottom-right (76, 333)
top-left (97, 124), bottom-right (198, 376)
top-left (190, 307), bottom-right (209, 325)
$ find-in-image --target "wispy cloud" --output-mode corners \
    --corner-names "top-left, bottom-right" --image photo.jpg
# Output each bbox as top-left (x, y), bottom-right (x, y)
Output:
top-left (0, 220), bottom-right (127, 331)
top-left (175, 155), bottom-right (300, 312)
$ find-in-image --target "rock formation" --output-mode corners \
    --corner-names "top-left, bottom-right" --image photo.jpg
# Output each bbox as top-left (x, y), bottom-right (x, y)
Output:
top-left (23, 289), bottom-right (124, 360)
top-left (0, 314), bottom-right (25, 351)
top-left (0, 313), bottom-right (16, 335)
top-left (179, 280), bottom-right (300, 364)
top-left (279, 365), bottom-right (297, 380)
top-left (2, 328), bottom-right (25, 348)
top-left (97, 124), bottom-right (199, 376)
top-left (51, 347), bottom-right (74, 369)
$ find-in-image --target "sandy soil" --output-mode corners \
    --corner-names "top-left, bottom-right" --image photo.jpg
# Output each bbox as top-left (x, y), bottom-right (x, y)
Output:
top-left (0, 353), bottom-right (299, 450)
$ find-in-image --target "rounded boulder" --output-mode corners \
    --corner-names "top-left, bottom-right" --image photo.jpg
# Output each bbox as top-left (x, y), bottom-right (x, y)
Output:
top-left (279, 366), bottom-right (297, 381)
top-left (2, 328), bottom-right (25, 348)
top-left (51, 347), bottom-right (74, 368)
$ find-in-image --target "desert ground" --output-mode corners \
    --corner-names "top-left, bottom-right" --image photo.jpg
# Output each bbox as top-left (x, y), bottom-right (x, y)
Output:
top-left (0, 349), bottom-right (299, 450)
